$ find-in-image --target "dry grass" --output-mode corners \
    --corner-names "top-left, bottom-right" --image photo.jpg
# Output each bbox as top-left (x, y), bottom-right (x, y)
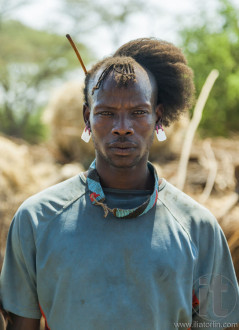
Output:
top-left (0, 135), bottom-right (83, 271)
top-left (43, 81), bottom-right (95, 167)
top-left (0, 82), bottom-right (238, 327)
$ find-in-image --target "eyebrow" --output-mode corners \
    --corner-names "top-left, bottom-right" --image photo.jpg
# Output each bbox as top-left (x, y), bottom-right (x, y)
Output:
top-left (94, 103), bottom-right (152, 110)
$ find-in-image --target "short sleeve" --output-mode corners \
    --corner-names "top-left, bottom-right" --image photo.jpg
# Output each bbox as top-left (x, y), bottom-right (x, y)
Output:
top-left (0, 207), bottom-right (41, 319)
top-left (192, 218), bottom-right (239, 329)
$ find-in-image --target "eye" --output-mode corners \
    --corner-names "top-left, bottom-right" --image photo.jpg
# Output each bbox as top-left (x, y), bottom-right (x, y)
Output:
top-left (133, 110), bottom-right (147, 115)
top-left (98, 111), bottom-right (113, 116)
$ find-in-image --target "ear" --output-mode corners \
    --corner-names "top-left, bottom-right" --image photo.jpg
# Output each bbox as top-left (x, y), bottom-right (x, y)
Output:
top-left (155, 104), bottom-right (164, 125)
top-left (83, 103), bottom-right (90, 125)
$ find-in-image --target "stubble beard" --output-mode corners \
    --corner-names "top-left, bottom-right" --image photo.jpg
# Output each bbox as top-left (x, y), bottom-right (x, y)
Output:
top-left (92, 131), bottom-right (154, 169)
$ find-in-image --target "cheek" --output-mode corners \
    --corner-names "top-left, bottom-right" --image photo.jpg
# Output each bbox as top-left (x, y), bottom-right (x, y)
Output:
top-left (91, 119), bottom-right (111, 139)
top-left (90, 112), bottom-right (109, 134)
top-left (136, 118), bottom-right (155, 136)
top-left (136, 118), bottom-right (155, 148)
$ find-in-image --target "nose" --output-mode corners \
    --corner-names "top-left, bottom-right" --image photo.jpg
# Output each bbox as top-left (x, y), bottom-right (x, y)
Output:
top-left (111, 116), bottom-right (134, 136)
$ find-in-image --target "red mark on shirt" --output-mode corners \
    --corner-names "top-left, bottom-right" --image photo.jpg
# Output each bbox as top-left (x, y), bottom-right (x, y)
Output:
top-left (187, 290), bottom-right (200, 329)
top-left (192, 290), bottom-right (199, 308)
top-left (39, 304), bottom-right (50, 330)
top-left (153, 190), bottom-right (158, 207)
top-left (90, 192), bottom-right (100, 202)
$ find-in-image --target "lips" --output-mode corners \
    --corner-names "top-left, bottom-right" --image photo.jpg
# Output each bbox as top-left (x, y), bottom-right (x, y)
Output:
top-left (108, 141), bottom-right (137, 155)
top-left (109, 142), bottom-right (137, 149)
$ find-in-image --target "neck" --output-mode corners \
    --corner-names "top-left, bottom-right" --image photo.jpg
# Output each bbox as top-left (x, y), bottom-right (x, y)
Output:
top-left (94, 156), bottom-right (154, 190)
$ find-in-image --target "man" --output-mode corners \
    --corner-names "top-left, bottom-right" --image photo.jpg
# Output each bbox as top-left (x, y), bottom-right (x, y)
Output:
top-left (0, 38), bottom-right (239, 330)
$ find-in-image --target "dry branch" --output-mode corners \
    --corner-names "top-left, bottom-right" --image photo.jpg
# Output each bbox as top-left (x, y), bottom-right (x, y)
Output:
top-left (200, 140), bottom-right (218, 203)
top-left (176, 70), bottom-right (219, 190)
top-left (218, 193), bottom-right (239, 221)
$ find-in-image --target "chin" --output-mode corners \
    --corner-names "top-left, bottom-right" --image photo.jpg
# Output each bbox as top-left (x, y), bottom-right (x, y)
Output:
top-left (106, 154), bottom-right (143, 169)
top-left (96, 147), bottom-right (149, 169)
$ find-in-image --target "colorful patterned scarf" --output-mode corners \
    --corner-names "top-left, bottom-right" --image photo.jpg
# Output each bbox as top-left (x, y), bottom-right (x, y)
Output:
top-left (87, 160), bottom-right (159, 219)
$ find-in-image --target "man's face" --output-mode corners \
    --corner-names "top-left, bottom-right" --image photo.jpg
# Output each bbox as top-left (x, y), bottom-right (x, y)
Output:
top-left (84, 65), bottom-right (161, 169)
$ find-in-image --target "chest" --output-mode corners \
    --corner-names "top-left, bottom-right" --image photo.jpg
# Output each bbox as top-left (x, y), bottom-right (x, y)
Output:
top-left (35, 202), bottom-right (196, 286)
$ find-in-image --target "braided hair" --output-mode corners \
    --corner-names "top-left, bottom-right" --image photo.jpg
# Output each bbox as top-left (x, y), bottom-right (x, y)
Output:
top-left (83, 38), bottom-right (195, 126)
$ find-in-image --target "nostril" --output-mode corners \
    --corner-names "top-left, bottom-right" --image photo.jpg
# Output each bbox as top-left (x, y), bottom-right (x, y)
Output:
top-left (112, 130), bottom-right (133, 135)
top-left (111, 126), bottom-right (134, 135)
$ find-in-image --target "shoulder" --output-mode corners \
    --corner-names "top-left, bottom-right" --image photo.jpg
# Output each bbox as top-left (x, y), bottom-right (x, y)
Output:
top-left (14, 173), bottom-right (87, 228)
top-left (157, 180), bottom-right (219, 241)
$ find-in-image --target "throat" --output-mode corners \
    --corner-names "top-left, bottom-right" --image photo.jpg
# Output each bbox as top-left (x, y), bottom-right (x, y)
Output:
top-left (96, 163), bottom-right (155, 190)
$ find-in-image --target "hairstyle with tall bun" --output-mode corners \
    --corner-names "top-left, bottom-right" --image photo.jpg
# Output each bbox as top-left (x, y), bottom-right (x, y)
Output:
top-left (83, 37), bottom-right (195, 126)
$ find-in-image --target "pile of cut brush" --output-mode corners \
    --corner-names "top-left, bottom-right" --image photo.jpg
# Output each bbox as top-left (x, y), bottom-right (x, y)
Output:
top-left (0, 133), bottom-right (238, 281)
top-left (0, 134), bottom-right (83, 269)
top-left (1, 80), bottom-right (239, 328)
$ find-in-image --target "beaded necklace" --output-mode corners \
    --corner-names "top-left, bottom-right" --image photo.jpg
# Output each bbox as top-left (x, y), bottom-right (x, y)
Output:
top-left (87, 160), bottom-right (159, 219)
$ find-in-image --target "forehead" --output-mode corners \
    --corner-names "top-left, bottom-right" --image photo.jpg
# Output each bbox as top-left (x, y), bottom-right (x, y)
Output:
top-left (89, 64), bottom-right (157, 107)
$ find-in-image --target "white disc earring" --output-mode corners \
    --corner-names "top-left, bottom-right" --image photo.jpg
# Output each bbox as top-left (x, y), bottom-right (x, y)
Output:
top-left (81, 127), bottom-right (91, 143)
top-left (155, 124), bottom-right (167, 142)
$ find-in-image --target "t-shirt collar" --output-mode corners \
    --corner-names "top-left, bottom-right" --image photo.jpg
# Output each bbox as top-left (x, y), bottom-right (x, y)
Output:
top-left (86, 159), bottom-right (159, 219)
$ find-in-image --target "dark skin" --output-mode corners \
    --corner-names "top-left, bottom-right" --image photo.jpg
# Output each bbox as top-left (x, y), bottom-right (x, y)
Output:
top-left (83, 64), bottom-right (162, 190)
top-left (6, 313), bottom-right (40, 330)
top-left (6, 64), bottom-right (161, 329)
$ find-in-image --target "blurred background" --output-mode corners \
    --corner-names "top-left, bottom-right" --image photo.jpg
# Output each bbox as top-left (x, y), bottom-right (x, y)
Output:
top-left (0, 0), bottom-right (239, 327)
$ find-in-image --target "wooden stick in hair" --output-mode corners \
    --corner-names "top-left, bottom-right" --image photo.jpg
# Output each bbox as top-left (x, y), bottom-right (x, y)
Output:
top-left (66, 34), bottom-right (88, 75)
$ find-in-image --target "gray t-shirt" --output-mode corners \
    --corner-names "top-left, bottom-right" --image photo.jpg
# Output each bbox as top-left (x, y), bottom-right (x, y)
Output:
top-left (0, 173), bottom-right (239, 330)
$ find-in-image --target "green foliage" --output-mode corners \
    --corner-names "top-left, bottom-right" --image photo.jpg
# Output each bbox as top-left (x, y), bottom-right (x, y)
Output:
top-left (0, 0), bottom-right (147, 143)
top-left (59, 0), bottom-right (149, 48)
top-left (0, 103), bottom-right (49, 143)
top-left (0, 20), bottom-right (90, 143)
top-left (63, 0), bottom-right (146, 35)
top-left (22, 107), bottom-right (49, 143)
top-left (179, 0), bottom-right (239, 136)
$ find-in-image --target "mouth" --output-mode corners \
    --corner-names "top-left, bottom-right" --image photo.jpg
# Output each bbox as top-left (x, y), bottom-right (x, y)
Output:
top-left (108, 142), bottom-right (137, 156)
top-left (109, 147), bottom-right (136, 155)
